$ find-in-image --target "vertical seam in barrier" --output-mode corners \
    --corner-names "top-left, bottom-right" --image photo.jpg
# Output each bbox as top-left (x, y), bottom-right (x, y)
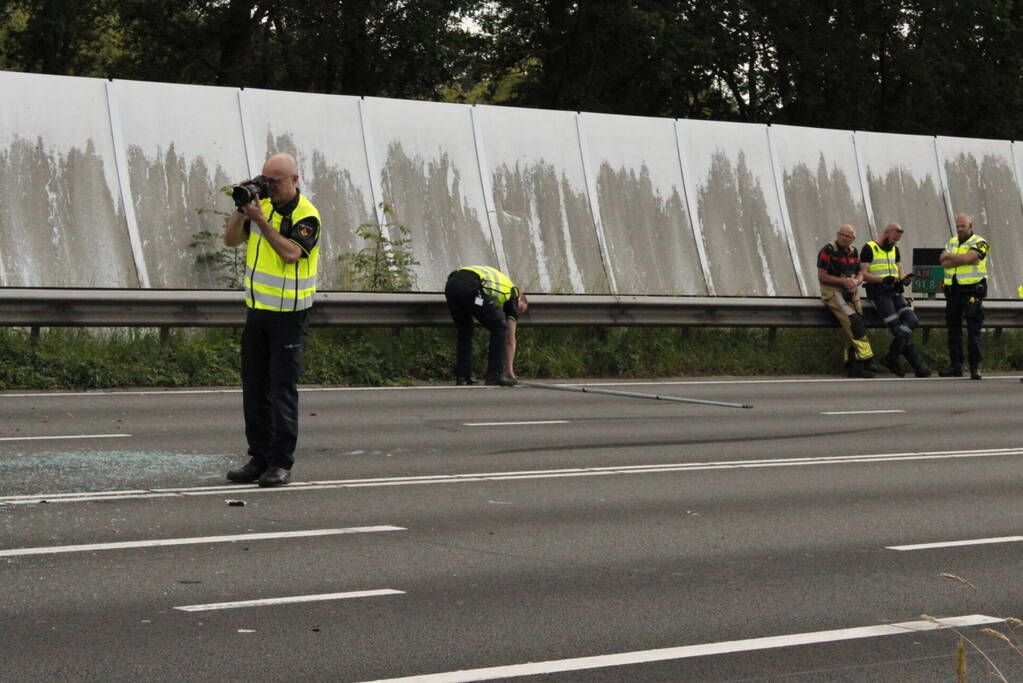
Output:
top-left (674, 119), bottom-right (715, 295)
top-left (470, 105), bottom-right (507, 274)
top-left (575, 113), bottom-right (616, 294)
top-left (105, 80), bottom-right (150, 288)
top-left (358, 98), bottom-right (388, 238)
top-left (852, 130), bottom-right (878, 240)
top-left (237, 88), bottom-right (258, 179)
top-left (1011, 142), bottom-right (1023, 238)
top-left (933, 136), bottom-right (956, 237)
top-left (765, 124), bottom-right (805, 296)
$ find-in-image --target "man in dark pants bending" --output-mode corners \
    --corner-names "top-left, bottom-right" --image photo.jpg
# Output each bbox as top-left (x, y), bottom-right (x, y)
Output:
top-left (445, 266), bottom-right (527, 387)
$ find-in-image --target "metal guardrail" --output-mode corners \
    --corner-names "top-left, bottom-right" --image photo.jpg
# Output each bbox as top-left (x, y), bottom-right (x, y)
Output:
top-left (3, 288), bottom-right (1023, 328)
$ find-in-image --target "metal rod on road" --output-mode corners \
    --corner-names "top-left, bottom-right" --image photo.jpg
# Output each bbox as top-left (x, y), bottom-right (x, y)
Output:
top-left (516, 380), bottom-right (753, 409)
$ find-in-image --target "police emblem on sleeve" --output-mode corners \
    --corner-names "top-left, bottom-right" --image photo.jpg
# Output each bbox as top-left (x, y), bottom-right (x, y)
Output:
top-left (298, 226), bottom-right (312, 238)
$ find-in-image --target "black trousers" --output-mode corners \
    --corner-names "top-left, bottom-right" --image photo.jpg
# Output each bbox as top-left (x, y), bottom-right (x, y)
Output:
top-left (241, 308), bottom-right (309, 470)
top-left (445, 270), bottom-right (507, 380)
top-left (945, 290), bottom-right (984, 369)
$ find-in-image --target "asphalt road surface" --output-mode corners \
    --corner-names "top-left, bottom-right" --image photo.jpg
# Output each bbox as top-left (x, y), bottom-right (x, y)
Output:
top-left (2, 374), bottom-right (1023, 682)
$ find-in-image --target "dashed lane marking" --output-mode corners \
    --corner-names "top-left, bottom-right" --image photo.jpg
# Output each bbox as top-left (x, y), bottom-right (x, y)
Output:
top-left (0, 526), bottom-right (405, 558)
top-left (463, 420), bottom-right (570, 426)
top-left (175, 589), bottom-right (404, 612)
top-left (0, 433), bottom-right (130, 442)
top-left (361, 615), bottom-right (1002, 682)
top-left (887, 536), bottom-right (1023, 551)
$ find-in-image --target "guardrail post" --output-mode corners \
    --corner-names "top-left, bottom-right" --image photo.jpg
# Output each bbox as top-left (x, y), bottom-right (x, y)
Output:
top-left (679, 327), bottom-right (689, 344)
top-left (922, 328), bottom-right (931, 345)
top-left (767, 327), bottom-right (778, 350)
top-left (30, 326), bottom-right (41, 346)
top-left (160, 326), bottom-right (171, 349)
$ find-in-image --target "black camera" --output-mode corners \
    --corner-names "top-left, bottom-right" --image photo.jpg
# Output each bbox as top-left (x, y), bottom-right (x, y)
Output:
top-left (232, 175), bottom-right (271, 208)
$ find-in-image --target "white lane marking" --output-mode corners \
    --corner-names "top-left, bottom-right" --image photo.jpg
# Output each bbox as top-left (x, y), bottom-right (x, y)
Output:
top-left (3, 446), bottom-right (1021, 506)
top-left (887, 536), bottom-right (1023, 551)
top-left (464, 420), bottom-right (570, 426)
top-left (175, 589), bottom-right (404, 612)
top-left (0, 526), bottom-right (405, 558)
top-left (821, 410), bottom-right (905, 415)
top-left (362, 615), bottom-right (1002, 682)
top-left (0, 433), bottom-right (131, 442)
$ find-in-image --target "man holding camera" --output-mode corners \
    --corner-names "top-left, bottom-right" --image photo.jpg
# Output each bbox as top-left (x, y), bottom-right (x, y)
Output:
top-left (223, 152), bottom-right (321, 486)
top-left (859, 222), bottom-right (930, 377)
top-left (939, 213), bottom-right (990, 380)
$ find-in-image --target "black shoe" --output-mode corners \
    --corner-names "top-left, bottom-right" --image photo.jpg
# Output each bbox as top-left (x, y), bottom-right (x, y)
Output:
top-left (485, 375), bottom-right (518, 386)
top-left (914, 366), bottom-right (932, 378)
top-left (970, 368), bottom-right (982, 380)
top-left (879, 355), bottom-right (905, 377)
top-left (226, 459), bottom-right (265, 483)
top-left (938, 367), bottom-right (963, 377)
top-left (258, 467), bottom-right (291, 487)
top-left (455, 376), bottom-right (478, 386)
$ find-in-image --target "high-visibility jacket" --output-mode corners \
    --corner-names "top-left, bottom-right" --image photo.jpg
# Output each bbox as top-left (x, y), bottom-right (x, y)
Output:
top-left (865, 241), bottom-right (899, 279)
top-left (943, 233), bottom-right (988, 287)
top-left (245, 194), bottom-right (320, 311)
top-left (461, 266), bottom-right (517, 306)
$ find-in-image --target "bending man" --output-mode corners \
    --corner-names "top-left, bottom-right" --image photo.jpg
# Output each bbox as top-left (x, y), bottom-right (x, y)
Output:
top-left (445, 266), bottom-right (527, 386)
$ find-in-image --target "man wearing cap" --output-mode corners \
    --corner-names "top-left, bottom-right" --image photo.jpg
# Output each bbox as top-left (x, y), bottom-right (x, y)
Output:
top-left (860, 222), bottom-right (931, 377)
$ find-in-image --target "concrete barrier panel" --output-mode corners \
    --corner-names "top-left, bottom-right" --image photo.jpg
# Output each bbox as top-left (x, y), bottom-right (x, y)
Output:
top-left (361, 98), bottom-right (499, 291)
top-left (769, 124), bottom-right (869, 293)
top-left (0, 72), bottom-right (137, 287)
top-left (577, 112), bottom-right (707, 295)
top-left (677, 119), bottom-right (799, 296)
top-left (241, 89), bottom-right (375, 290)
top-left (937, 135), bottom-right (1023, 298)
top-left (473, 105), bottom-right (610, 294)
top-left (110, 80), bottom-right (248, 288)
top-left (854, 131), bottom-right (951, 276)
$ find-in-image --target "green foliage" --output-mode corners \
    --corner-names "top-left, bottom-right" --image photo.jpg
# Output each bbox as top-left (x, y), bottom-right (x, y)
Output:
top-left (189, 222), bottom-right (245, 290)
top-left (338, 203), bottom-right (420, 292)
top-left (5, 326), bottom-right (1022, 391)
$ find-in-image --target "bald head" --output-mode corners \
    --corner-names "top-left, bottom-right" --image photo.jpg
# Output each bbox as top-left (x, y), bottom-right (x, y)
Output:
top-left (882, 222), bottom-right (904, 244)
top-left (260, 152), bottom-right (299, 203)
top-left (954, 213), bottom-right (973, 239)
top-left (263, 152), bottom-right (298, 178)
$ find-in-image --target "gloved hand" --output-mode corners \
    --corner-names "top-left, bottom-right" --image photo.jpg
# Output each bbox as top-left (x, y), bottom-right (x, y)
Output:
top-left (900, 274), bottom-right (913, 286)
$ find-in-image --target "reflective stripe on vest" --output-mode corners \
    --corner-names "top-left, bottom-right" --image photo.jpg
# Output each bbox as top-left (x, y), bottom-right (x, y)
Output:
top-left (942, 234), bottom-right (988, 286)
top-left (245, 194), bottom-right (320, 311)
top-left (462, 266), bottom-right (516, 306)
top-left (866, 241), bottom-right (898, 278)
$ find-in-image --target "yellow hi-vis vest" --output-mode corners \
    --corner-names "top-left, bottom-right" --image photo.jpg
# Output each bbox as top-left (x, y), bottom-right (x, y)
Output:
top-left (942, 233), bottom-right (988, 286)
top-left (245, 194), bottom-right (320, 311)
top-left (461, 266), bottom-right (517, 306)
top-left (865, 241), bottom-right (899, 278)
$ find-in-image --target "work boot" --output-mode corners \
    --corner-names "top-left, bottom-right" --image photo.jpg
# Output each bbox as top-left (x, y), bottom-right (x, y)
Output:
top-left (257, 466), bottom-right (291, 487)
top-left (970, 366), bottom-right (982, 380)
top-left (485, 375), bottom-right (518, 386)
top-left (848, 360), bottom-right (875, 378)
top-left (226, 458), bottom-right (265, 483)
top-left (879, 352), bottom-right (905, 377)
top-left (939, 367), bottom-right (963, 377)
top-left (902, 345), bottom-right (931, 378)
